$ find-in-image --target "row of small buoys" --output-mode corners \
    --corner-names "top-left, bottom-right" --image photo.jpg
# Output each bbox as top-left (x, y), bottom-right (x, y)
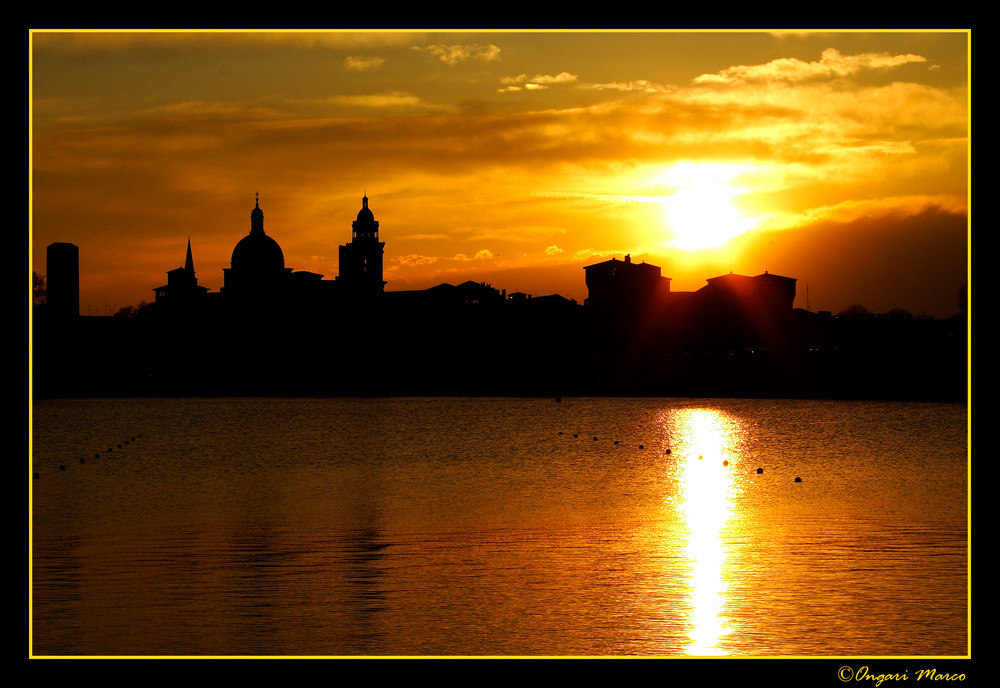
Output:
top-left (35, 432), bottom-right (143, 477)
top-left (752, 466), bottom-right (803, 482)
top-left (559, 431), bottom-right (652, 451)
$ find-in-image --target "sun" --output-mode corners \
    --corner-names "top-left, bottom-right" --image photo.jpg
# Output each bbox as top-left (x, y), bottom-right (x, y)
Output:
top-left (658, 163), bottom-right (762, 251)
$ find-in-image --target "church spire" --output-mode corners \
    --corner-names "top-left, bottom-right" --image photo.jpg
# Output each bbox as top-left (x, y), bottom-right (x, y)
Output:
top-left (250, 193), bottom-right (264, 236)
top-left (185, 237), bottom-right (194, 273)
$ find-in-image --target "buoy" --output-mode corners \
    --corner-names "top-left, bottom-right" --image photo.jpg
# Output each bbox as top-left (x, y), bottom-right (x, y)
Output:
top-left (723, 460), bottom-right (728, 466)
top-left (59, 465), bottom-right (66, 471)
top-left (79, 458), bottom-right (85, 464)
top-left (639, 445), bottom-right (644, 449)
top-left (558, 431), bottom-right (563, 435)
top-left (94, 453), bottom-right (100, 459)
top-left (794, 477), bottom-right (802, 482)
top-left (117, 444), bottom-right (122, 449)
top-left (665, 449), bottom-right (671, 455)
top-left (593, 436), bottom-right (598, 441)
top-left (573, 434), bottom-right (578, 438)
top-left (614, 440), bottom-right (619, 445)
top-left (756, 467), bottom-right (763, 474)
top-left (698, 455), bottom-right (703, 460)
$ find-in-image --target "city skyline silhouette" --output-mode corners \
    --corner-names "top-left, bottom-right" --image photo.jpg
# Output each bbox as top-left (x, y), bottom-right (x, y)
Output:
top-left (33, 192), bottom-right (966, 401)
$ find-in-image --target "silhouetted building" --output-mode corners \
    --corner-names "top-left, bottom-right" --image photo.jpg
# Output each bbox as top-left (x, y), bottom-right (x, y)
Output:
top-left (583, 254), bottom-right (670, 312)
top-left (337, 193), bottom-right (385, 296)
top-left (154, 238), bottom-right (209, 306)
top-left (689, 271), bottom-right (797, 350)
top-left (46, 242), bottom-right (79, 319)
top-left (583, 254), bottom-right (672, 356)
top-left (222, 195), bottom-right (293, 301)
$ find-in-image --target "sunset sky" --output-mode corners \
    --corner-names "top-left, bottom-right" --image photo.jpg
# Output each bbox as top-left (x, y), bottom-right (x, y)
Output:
top-left (30, 30), bottom-right (969, 317)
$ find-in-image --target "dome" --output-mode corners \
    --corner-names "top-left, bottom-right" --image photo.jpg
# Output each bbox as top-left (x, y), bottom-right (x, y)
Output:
top-left (356, 194), bottom-right (375, 223)
top-left (231, 232), bottom-right (285, 272)
top-left (231, 196), bottom-right (284, 272)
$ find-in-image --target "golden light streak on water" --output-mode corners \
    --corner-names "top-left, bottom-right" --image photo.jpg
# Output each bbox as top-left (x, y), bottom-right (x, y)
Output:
top-left (671, 408), bottom-right (739, 656)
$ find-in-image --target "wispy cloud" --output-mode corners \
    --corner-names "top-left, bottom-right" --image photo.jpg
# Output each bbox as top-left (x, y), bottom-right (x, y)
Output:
top-left (499, 72), bottom-right (577, 92)
top-left (450, 249), bottom-right (494, 261)
top-left (589, 79), bottom-right (674, 93)
top-left (417, 43), bottom-right (501, 65)
top-left (693, 48), bottom-right (927, 84)
top-left (395, 254), bottom-right (438, 267)
top-left (345, 55), bottom-right (385, 71)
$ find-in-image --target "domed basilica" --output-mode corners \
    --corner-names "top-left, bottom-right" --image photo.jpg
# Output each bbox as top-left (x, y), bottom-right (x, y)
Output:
top-left (154, 193), bottom-right (387, 310)
top-left (222, 194), bottom-right (292, 297)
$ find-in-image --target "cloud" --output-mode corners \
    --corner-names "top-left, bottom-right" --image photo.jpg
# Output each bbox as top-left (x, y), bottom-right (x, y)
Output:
top-left (395, 254), bottom-right (438, 267)
top-left (589, 80), bottom-right (674, 93)
top-left (499, 71), bottom-right (577, 92)
top-left (345, 55), bottom-right (385, 71)
top-left (324, 92), bottom-right (424, 109)
top-left (450, 249), bottom-right (494, 262)
top-left (417, 43), bottom-right (501, 65)
top-left (544, 245), bottom-right (563, 255)
top-left (400, 233), bottom-right (449, 241)
top-left (693, 48), bottom-right (927, 85)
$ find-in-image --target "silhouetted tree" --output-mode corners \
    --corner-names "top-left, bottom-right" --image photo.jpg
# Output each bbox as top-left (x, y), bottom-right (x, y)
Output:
top-left (113, 300), bottom-right (148, 318)
top-left (838, 304), bottom-right (871, 317)
top-left (33, 272), bottom-right (45, 305)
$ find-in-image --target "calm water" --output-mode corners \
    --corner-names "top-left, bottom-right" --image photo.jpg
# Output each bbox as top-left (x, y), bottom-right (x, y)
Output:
top-left (30, 397), bottom-right (968, 657)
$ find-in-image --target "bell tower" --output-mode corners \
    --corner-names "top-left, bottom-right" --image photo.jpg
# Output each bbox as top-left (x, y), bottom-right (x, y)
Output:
top-left (337, 193), bottom-right (386, 294)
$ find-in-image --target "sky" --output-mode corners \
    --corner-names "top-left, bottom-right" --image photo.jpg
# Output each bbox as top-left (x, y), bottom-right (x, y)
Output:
top-left (30, 30), bottom-right (969, 318)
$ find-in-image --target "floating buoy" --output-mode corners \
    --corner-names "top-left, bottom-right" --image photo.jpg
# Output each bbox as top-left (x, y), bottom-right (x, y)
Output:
top-left (723, 460), bottom-right (728, 466)
top-left (614, 440), bottom-right (619, 445)
top-left (79, 458), bottom-right (86, 464)
top-left (698, 455), bottom-right (703, 460)
top-left (59, 465), bottom-right (66, 471)
top-left (593, 436), bottom-right (599, 441)
top-left (665, 449), bottom-right (671, 455)
top-left (94, 453), bottom-right (100, 459)
top-left (573, 434), bottom-right (578, 438)
top-left (117, 444), bottom-right (122, 449)
top-left (639, 445), bottom-right (644, 449)
top-left (794, 477), bottom-right (802, 482)
top-left (558, 431), bottom-right (563, 435)
top-left (756, 467), bottom-right (763, 474)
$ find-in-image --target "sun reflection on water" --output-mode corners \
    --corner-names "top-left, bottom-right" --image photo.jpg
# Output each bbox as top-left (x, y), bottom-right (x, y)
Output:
top-left (668, 408), bottom-right (741, 656)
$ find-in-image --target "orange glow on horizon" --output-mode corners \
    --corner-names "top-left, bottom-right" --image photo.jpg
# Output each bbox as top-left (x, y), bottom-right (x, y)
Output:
top-left (29, 30), bottom-right (969, 318)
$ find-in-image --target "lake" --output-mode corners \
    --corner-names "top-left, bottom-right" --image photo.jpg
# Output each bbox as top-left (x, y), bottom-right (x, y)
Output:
top-left (30, 397), bottom-right (968, 657)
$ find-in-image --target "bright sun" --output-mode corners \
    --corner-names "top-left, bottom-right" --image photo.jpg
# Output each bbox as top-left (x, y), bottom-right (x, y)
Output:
top-left (658, 163), bottom-right (762, 251)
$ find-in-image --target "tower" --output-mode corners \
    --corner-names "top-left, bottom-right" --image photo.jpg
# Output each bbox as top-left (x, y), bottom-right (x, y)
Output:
top-left (337, 193), bottom-right (386, 294)
top-left (46, 242), bottom-right (79, 318)
top-left (154, 237), bottom-right (208, 305)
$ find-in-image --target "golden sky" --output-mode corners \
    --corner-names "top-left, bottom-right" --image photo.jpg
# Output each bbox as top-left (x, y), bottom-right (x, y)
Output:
top-left (30, 30), bottom-right (969, 317)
